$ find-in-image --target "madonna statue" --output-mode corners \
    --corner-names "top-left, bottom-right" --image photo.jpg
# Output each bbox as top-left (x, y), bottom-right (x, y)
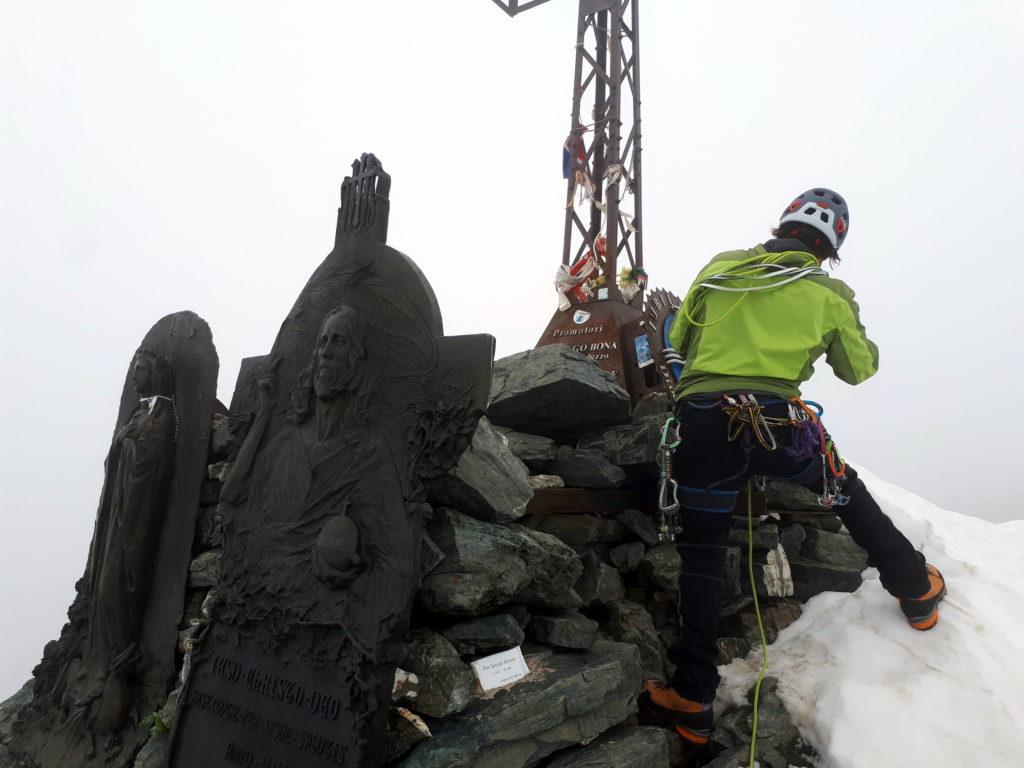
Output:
top-left (63, 350), bottom-right (177, 733)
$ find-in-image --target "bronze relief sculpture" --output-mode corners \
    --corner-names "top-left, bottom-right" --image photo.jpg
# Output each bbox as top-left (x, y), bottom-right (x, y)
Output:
top-left (75, 351), bottom-right (177, 733)
top-left (11, 313), bottom-right (218, 768)
top-left (168, 155), bottom-right (494, 768)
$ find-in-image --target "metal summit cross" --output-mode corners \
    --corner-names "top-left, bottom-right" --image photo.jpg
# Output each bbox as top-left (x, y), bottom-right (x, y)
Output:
top-left (492, 0), bottom-right (662, 399)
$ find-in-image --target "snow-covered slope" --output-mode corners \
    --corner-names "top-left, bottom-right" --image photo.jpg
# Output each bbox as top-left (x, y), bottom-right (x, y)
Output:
top-left (719, 468), bottom-right (1024, 767)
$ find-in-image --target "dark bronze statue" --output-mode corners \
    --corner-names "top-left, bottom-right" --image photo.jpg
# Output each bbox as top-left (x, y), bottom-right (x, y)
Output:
top-left (168, 156), bottom-right (493, 768)
top-left (73, 350), bottom-right (177, 732)
top-left (11, 313), bottom-right (218, 768)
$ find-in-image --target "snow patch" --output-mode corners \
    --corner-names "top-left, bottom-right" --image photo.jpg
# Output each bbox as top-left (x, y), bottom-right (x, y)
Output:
top-left (718, 467), bottom-right (1024, 767)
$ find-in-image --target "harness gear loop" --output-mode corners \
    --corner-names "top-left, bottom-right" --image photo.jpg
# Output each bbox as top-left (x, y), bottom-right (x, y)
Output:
top-left (656, 416), bottom-right (682, 541)
top-left (720, 393), bottom-right (783, 451)
top-left (791, 397), bottom-right (849, 507)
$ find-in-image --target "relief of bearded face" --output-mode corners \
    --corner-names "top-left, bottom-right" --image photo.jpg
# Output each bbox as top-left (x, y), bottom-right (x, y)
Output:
top-left (313, 306), bottom-right (367, 401)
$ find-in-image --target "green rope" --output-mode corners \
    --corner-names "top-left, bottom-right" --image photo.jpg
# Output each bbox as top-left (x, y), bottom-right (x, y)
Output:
top-left (675, 250), bottom-right (820, 351)
top-left (747, 479), bottom-right (769, 768)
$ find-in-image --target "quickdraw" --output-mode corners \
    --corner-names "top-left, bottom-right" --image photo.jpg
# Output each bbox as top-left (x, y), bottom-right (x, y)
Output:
top-left (791, 398), bottom-right (848, 508)
top-left (656, 415), bottom-right (682, 541)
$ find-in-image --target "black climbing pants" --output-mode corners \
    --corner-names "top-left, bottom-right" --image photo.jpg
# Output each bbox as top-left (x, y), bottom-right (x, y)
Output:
top-left (667, 395), bottom-right (929, 703)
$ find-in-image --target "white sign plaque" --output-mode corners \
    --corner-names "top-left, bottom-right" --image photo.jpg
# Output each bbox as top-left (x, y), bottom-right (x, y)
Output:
top-left (470, 646), bottom-right (530, 691)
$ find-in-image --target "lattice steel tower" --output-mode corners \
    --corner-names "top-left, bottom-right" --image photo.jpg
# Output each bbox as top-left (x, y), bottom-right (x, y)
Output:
top-left (493, 0), bottom-right (644, 305)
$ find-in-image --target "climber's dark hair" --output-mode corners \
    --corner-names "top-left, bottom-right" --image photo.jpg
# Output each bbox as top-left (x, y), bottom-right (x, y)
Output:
top-left (771, 222), bottom-right (840, 266)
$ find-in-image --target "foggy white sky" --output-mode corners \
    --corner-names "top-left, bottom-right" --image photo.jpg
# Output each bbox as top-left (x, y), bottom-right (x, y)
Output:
top-left (2, 1), bottom-right (1022, 695)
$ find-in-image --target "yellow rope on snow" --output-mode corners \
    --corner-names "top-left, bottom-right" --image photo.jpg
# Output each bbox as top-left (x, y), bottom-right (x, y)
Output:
top-left (747, 479), bottom-right (769, 768)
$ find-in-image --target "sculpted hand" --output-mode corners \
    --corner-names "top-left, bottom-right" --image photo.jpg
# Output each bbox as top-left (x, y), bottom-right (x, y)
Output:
top-left (257, 357), bottom-right (281, 411)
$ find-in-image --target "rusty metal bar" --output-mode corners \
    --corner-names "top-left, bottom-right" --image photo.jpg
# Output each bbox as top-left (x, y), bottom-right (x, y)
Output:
top-left (628, 0), bottom-right (644, 279)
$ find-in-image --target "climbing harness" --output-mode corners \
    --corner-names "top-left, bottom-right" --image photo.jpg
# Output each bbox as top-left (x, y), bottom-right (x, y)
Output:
top-left (719, 394), bottom-right (848, 509)
top-left (656, 415), bottom-right (682, 542)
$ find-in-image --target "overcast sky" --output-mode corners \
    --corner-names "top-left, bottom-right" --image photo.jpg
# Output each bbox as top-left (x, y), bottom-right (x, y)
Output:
top-left (2, 1), bottom-right (1022, 695)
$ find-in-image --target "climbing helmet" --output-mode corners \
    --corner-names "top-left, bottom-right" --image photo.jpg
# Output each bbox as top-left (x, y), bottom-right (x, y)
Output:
top-left (779, 188), bottom-right (850, 249)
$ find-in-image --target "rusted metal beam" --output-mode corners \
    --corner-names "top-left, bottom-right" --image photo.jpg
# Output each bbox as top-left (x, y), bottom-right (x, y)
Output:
top-left (525, 488), bottom-right (655, 516)
top-left (491, 0), bottom-right (557, 17)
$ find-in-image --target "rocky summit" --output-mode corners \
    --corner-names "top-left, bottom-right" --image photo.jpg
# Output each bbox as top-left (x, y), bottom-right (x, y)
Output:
top-left (3, 346), bottom-right (868, 768)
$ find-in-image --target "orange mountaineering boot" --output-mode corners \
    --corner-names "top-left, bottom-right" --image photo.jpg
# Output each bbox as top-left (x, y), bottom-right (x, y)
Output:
top-left (639, 680), bottom-right (713, 745)
top-left (899, 564), bottom-right (947, 630)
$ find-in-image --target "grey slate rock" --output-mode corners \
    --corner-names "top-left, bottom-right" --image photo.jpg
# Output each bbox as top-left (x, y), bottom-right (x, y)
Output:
top-left (615, 508), bottom-right (661, 548)
top-left (508, 604), bottom-right (532, 630)
top-left (529, 613), bottom-right (599, 650)
top-left (641, 544), bottom-right (681, 597)
top-left (402, 629), bottom-right (476, 718)
top-left (442, 614), bottom-right (526, 657)
top-left (133, 688), bottom-right (181, 768)
top-left (187, 550), bottom-right (221, 588)
top-left (723, 545), bottom-right (743, 598)
top-left (576, 551), bottom-right (626, 607)
top-left (133, 733), bottom-right (169, 768)
top-left (631, 392), bottom-right (674, 422)
top-left (421, 530), bottom-right (446, 577)
top-left (801, 527), bottom-right (869, 571)
top-left (198, 477), bottom-right (222, 506)
top-left (420, 508), bottom-right (530, 615)
top-left (498, 430), bottom-right (558, 473)
top-left (789, 558), bottom-right (863, 601)
top-left (604, 600), bottom-right (666, 679)
top-left (729, 522), bottom-right (780, 551)
top-left (722, 600), bottom-right (803, 647)
top-left (716, 636), bottom-right (752, 665)
top-left (550, 446), bottom-right (626, 489)
top-left (528, 474), bottom-right (565, 490)
top-left (0, 745), bottom-right (26, 768)
top-left (779, 523), bottom-right (806, 562)
top-left (383, 708), bottom-right (432, 766)
top-left (545, 725), bottom-right (670, 768)
top-left (645, 591), bottom-right (677, 629)
top-left (609, 542), bottom-right (645, 572)
top-left (577, 415), bottom-right (664, 468)
top-left (0, 682), bottom-right (32, 747)
top-left (509, 526), bottom-right (584, 612)
top-left (399, 640), bottom-right (643, 768)
top-left (207, 460), bottom-right (232, 482)
top-left (208, 412), bottom-right (236, 459)
top-left (420, 510), bottom-right (582, 616)
top-left (428, 416), bottom-right (534, 524)
top-left (743, 544), bottom-right (794, 598)
top-left (764, 480), bottom-right (822, 512)
top-left (487, 346), bottom-right (632, 441)
top-left (708, 677), bottom-right (818, 768)
top-left (192, 503), bottom-right (223, 553)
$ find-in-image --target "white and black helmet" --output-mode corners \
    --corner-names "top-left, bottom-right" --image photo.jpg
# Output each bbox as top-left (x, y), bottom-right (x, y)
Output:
top-left (779, 188), bottom-right (850, 249)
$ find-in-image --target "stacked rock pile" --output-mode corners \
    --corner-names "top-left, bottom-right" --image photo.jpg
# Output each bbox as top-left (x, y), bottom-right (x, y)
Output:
top-left (0, 345), bottom-right (870, 768)
top-left (388, 346), bottom-right (867, 768)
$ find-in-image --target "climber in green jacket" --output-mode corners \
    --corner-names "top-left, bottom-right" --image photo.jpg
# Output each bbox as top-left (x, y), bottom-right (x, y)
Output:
top-left (641, 188), bottom-right (946, 746)
top-left (669, 245), bottom-right (878, 400)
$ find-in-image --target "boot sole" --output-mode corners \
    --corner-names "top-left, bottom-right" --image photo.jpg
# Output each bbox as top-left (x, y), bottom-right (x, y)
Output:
top-left (674, 724), bottom-right (711, 746)
top-left (906, 585), bottom-right (947, 631)
top-left (638, 694), bottom-right (711, 745)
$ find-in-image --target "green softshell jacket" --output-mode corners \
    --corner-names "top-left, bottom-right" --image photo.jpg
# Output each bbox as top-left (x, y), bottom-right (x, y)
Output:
top-left (669, 245), bottom-right (879, 400)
